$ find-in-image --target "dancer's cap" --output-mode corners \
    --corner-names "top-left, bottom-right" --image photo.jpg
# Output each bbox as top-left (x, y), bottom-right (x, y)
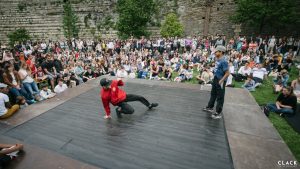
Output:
top-left (100, 78), bottom-right (112, 87)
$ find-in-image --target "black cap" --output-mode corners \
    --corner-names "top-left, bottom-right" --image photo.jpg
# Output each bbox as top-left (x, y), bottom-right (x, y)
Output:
top-left (100, 78), bottom-right (112, 87)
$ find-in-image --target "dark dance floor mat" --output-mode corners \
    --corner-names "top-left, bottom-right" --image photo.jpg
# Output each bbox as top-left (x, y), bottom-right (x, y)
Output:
top-left (4, 83), bottom-right (233, 169)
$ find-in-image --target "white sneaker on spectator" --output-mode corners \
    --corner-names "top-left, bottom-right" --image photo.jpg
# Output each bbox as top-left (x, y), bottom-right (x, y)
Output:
top-left (254, 83), bottom-right (262, 88)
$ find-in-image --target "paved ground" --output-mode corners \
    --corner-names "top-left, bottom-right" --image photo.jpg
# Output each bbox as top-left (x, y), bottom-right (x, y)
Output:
top-left (0, 77), bottom-right (297, 169)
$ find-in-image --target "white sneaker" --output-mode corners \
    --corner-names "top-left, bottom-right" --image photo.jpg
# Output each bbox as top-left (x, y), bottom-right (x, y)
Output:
top-left (104, 115), bottom-right (112, 119)
top-left (211, 113), bottom-right (222, 119)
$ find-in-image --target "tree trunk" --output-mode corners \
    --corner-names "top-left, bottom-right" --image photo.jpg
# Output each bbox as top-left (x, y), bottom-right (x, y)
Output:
top-left (259, 16), bottom-right (265, 34)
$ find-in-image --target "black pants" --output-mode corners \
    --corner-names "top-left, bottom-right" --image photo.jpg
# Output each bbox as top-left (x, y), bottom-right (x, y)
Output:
top-left (117, 94), bottom-right (151, 114)
top-left (207, 77), bottom-right (226, 114)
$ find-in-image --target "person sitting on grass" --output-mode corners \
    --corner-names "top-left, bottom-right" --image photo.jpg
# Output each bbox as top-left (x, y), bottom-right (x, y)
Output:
top-left (264, 86), bottom-right (297, 117)
top-left (40, 84), bottom-right (56, 100)
top-left (273, 69), bottom-right (289, 94)
top-left (197, 66), bottom-right (213, 85)
top-left (0, 83), bottom-right (20, 119)
top-left (160, 64), bottom-right (173, 81)
top-left (233, 62), bottom-right (252, 82)
top-left (242, 76), bottom-right (256, 92)
top-left (251, 63), bottom-right (268, 87)
top-left (0, 143), bottom-right (24, 168)
top-left (174, 64), bottom-right (188, 82)
top-left (291, 75), bottom-right (300, 102)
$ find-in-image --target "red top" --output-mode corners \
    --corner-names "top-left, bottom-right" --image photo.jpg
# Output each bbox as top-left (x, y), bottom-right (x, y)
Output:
top-left (100, 80), bottom-right (127, 116)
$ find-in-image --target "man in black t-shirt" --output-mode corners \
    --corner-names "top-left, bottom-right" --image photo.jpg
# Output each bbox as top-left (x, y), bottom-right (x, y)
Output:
top-left (42, 54), bottom-right (57, 90)
top-left (83, 67), bottom-right (95, 82)
top-left (265, 86), bottom-right (297, 116)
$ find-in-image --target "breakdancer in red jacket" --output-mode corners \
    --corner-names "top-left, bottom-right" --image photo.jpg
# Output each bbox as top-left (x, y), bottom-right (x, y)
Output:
top-left (100, 78), bottom-right (158, 119)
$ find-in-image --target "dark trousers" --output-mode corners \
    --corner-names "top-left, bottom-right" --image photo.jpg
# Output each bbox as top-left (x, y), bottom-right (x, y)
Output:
top-left (117, 94), bottom-right (150, 114)
top-left (207, 77), bottom-right (226, 114)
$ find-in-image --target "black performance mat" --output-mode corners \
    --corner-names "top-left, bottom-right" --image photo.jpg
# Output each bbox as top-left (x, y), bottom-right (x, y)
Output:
top-left (4, 83), bottom-right (233, 169)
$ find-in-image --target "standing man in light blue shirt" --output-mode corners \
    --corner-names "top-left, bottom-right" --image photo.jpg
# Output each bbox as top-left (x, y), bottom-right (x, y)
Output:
top-left (203, 46), bottom-right (229, 119)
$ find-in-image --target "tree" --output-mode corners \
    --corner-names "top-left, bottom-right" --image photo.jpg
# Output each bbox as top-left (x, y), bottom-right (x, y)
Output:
top-left (7, 28), bottom-right (31, 47)
top-left (160, 13), bottom-right (184, 38)
top-left (62, 0), bottom-right (79, 40)
top-left (116, 0), bottom-right (157, 39)
top-left (231, 0), bottom-right (299, 34)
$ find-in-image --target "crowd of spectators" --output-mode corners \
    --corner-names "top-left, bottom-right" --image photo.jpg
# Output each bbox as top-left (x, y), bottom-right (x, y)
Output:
top-left (0, 34), bottom-right (300, 119)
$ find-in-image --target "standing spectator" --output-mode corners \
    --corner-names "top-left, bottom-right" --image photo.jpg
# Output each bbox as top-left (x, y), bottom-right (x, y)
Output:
top-left (203, 46), bottom-right (229, 119)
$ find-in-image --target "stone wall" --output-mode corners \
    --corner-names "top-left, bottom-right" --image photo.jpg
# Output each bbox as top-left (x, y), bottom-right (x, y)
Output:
top-left (0, 0), bottom-right (243, 43)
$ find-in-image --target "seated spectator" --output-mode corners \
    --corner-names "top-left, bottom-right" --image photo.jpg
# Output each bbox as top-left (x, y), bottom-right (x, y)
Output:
top-left (73, 62), bottom-right (84, 84)
top-left (273, 69), bottom-right (289, 93)
top-left (251, 63), bottom-right (267, 86)
top-left (0, 83), bottom-right (20, 119)
top-left (40, 84), bottom-right (56, 100)
top-left (116, 66), bottom-right (128, 78)
top-left (160, 64), bottom-right (173, 80)
top-left (226, 62), bottom-right (235, 87)
top-left (42, 54), bottom-right (57, 90)
top-left (242, 76), bottom-right (256, 92)
top-left (197, 66), bottom-right (213, 85)
top-left (291, 75), bottom-right (300, 101)
top-left (186, 66), bottom-right (193, 81)
top-left (174, 64), bottom-right (188, 82)
top-left (18, 62), bottom-right (40, 101)
top-left (35, 65), bottom-right (47, 82)
top-left (264, 86), bottom-right (297, 116)
top-left (149, 63), bottom-right (159, 80)
top-left (0, 143), bottom-right (23, 168)
top-left (233, 62), bottom-right (251, 82)
top-left (54, 79), bottom-right (68, 94)
top-left (3, 64), bottom-right (33, 104)
top-left (82, 67), bottom-right (95, 82)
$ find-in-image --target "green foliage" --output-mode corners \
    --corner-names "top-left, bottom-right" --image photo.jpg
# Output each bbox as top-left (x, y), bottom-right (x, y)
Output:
top-left (116, 0), bottom-right (157, 39)
top-left (231, 0), bottom-right (299, 33)
top-left (160, 13), bottom-right (184, 38)
top-left (7, 28), bottom-right (31, 47)
top-left (62, 1), bottom-right (79, 40)
top-left (18, 2), bottom-right (27, 11)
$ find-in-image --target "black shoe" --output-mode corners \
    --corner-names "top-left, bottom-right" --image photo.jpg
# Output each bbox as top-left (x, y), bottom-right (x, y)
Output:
top-left (116, 107), bottom-right (122, 118)
top-left (263, 106), bottom-right (270, 117)
top-left (149, 103), bottom-right (159, 109)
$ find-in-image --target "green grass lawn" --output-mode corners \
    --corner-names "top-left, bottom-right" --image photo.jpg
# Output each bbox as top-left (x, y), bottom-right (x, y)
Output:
top-left (168, 66), bottom-right (300, 161)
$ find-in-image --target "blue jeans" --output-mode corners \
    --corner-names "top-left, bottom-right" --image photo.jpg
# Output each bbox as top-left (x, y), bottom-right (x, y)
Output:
top-left (23, 82), bottom-right (39, 97)
top-left (267, 103), bottom-right (294, 114)
top-left (9, 86), bottom-right (32, 100)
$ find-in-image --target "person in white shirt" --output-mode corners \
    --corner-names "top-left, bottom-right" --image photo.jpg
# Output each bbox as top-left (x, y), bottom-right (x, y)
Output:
top-left (234, 62), bottom-right (252, 82)
top-left (54, 79), bottom-right (68, 94)
top-left (0, 83), bottom-right (20, 119)
top-left (226, 62), bottom-right (235, 87)
top-left (251, 64), bottom-right (268, 84)
top-left (40, 84), bottom-right (56, 100)
top-left (116, 66), bottom-right (128, 78)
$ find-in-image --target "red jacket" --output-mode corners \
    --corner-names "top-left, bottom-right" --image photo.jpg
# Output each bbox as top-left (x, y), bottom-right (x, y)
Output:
top-left (100, 80), bottom-right (127, 116)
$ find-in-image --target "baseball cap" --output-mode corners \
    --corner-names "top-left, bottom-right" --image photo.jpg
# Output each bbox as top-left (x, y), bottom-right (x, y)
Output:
top-left (100, 78), bottom-right (112, 87)
top-left (0, 83), bottom-right (7, 88)
top-left (214, 45), bottom-right (226, 53)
